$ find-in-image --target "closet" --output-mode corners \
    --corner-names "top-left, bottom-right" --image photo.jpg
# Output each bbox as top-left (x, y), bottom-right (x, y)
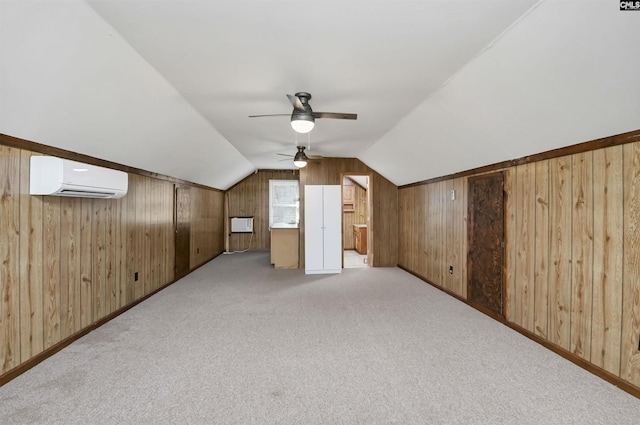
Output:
top-left (304, 185), bottom-right (342, 274)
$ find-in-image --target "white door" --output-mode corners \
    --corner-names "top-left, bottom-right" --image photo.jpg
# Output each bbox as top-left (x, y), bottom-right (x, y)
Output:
top-left (305, 185), bottom-right (325, 272)
top-left (305, 185), bottom-right (342, 274)
top-left (322, 185), bottom-right (342, 273)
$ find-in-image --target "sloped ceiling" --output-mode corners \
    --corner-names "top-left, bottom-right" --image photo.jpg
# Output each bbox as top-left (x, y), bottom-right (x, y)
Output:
top-left (1, 1), bottom-right (638, 189)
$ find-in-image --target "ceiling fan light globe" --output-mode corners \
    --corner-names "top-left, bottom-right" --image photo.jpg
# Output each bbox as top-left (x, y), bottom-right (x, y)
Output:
top-left (290, 116), bottom-right (315, 133)
top-left (293, 159), bottom-right (307, 168)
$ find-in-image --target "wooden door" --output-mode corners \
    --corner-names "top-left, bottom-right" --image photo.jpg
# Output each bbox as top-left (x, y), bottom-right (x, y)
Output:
top-left (467, 172), bottom-right (505, 317)
top-left (174, 185), bottom-right (190, 279)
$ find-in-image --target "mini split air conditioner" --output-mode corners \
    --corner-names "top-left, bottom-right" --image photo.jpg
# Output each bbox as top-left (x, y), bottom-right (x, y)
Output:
top-left (30, 156), bottom-right (128, 199)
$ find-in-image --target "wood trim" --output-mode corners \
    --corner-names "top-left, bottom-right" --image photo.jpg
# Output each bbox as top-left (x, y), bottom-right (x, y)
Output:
top-left (0, 133), bottom-right (222, 192)
top-left (398, 265), bottom-right (640, 400)
top-left (400, 128), bottom-right (640, 189)
top-left (0, 251), bottom-right (223, 388)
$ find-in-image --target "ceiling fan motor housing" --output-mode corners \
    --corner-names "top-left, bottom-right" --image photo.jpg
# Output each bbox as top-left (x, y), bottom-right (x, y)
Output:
top-left (291, 92), bottom-right (315, 121)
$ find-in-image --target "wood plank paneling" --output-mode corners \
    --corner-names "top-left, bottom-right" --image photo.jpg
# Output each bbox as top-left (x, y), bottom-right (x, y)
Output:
top-left (134, 175), bottom-right (145, 299)
top-left (621, 142), bottom-right (640, 386)
top-left (80, 198), bottom-right (93, 328)
top-left (398, 177), bottom-right (468, 299)
top-left (444, 179), bottom-right (455, 292)
top-left (591, 146), bottom-right (622, 375)
top-left (549, 156), bottom-right (572, 350)
top-left (60, 197), bottom-right (82, 339)
top-left (143, 178), bottom-right (151, 295)
top-left (397, 138), bottom-right (640, 392)
top-left (1, 141), bottom-right (220, 382)
top-left (415, 185), bottom-right (426, 279)
top-left (1, 146), bottom-right (21, 373)
top-left (570, 152), bottom-right (593, 360)
top-left (534, 160), bottom-right (550, 339)
top-left (125, 175), bottom-right (137, 306)
top-left (43, 197), bottom-right (61, 349)
top-left (453, 177), bottom-right (466, 298)
top-left (105, 199), bottom-right (117, 314)
top-left (398, 188), bottom-right (410, 269)
top-left (227, 170), bottom-right (298, 252)
top-left (503, 168), bottom-right (516, 322)
top-left (92, 199), bottom-right (106, 320)
top-left (427, 183), bottom-right (435, 281)
top-left (19, 150), bottom-right (44, 360)
top-left (190, 185), bottom-right (224, 268)
top-left (515, 163), bottom-right (536, 331)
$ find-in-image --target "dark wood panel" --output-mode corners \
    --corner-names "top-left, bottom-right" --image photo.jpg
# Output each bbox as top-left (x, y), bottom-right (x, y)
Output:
top-left (175, 185), bottom-right (191, 279)
top-left (467, 172), bottom-right (504, 316)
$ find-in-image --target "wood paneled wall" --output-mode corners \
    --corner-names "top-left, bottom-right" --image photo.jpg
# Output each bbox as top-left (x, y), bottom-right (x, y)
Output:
top-left (299, 158), bottom-right (398, 267)
top-left (1, 143), bottom-right (224, 379)
top-left (398, 177), bottom-right (467, 297)
top-left (226, 170), bottom-right (299, 251)
top-left (398, 141), bottom-right (640, 390)
top-left (190, 186), bottom-right (224, 268)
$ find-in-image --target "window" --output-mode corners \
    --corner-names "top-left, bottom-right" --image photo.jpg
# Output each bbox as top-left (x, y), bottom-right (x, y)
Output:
top-left (269, 180), bottom-right (299, 227)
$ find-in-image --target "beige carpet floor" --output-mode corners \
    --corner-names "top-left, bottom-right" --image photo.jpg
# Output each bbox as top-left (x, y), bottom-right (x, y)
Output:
top-left (1, 250), bottom-right (640, 424)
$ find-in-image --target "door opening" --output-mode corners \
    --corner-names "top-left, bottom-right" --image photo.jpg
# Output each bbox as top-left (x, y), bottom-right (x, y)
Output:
top-left (341, 174), bottom-right (371, 268)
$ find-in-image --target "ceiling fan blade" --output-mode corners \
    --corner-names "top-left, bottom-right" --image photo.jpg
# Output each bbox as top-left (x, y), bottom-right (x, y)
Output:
top-left (248, 113), bottom-right (290, 118)
top-left (287, 94), bottom-right (306, 112)
top-left (313, 112), bottom-right (358, 120)
top-left (276, 153), bottom-right (294, 157)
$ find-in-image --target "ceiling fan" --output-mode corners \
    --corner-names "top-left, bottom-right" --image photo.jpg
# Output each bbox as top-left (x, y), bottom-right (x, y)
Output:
top-left (277, 146), bottom-right (322, 168)
top-left (249, 92), bottom-right (357, 133)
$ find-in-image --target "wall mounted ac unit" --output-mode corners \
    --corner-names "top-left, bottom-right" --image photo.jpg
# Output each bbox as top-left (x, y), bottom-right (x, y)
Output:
top-left (231, 217), bottom-right (254, 233)
top-left (30, 156), bottom-right (128, 199)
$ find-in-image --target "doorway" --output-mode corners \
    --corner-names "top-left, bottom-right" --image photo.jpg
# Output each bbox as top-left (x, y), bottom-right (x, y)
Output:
top-left (341, 174), bottom-right (371, 268)
top-left (467, 172), bottom-right (505, 318)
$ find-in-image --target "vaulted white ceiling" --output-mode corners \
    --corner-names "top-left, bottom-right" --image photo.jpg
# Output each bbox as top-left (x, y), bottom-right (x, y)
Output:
top-left (1, 1), bottom-right (638, 189)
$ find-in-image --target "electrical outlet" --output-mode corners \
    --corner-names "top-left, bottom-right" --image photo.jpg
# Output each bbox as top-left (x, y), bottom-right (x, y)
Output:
top-left (449, 265), bottom-right (453, 274)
